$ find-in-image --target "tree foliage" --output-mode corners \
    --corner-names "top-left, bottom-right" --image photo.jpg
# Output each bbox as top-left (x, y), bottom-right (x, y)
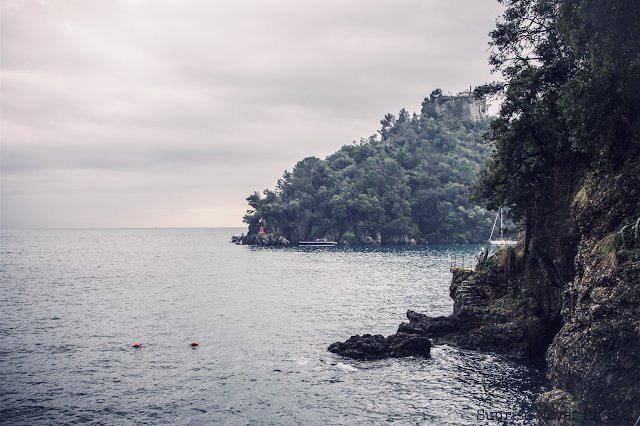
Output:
top-left (244, 95), bottom-right (498, 244)
top-left (471, 0), bottom-right (640, 243)
top-left (559, 0), bottom-right (640, 160)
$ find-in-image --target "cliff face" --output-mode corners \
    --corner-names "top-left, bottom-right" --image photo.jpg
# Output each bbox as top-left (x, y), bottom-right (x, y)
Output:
top-left (435, 92), bottom-right (487, 121)
top-left (475, 157), bottom-right (640, 422)
top-left (478, 156), bottom-right (640, 422)
top-left (536, 161), bottom-right (640, 423)
top-left (327, 157), bottom-right (639, 423)
top-left (417, 157), bottom-right (640, 420)
top-left (517, 158), bottom-right (586, 347)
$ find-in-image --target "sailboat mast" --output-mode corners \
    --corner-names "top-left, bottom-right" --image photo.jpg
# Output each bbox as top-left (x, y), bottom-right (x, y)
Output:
top-left (489, 207), bottom-right (516, 246)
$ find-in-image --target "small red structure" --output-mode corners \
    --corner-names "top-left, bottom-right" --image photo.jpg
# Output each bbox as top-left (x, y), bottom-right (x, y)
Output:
top-left (132, 344), bottom-right (141, 348)
top-left (190, 342), bottom-right (199, 346)
top-left (259, 217), bottom-right (265, 233)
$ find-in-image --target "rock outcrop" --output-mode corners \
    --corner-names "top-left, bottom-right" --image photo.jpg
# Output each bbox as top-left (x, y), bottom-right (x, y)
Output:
top-left (535, 161), bottom-right (640, 424)
top-left (329, 264), bottom-right (549, 361)
top-left (233, 232), bottom-right (290, 246)
top-left (327, 332), bottom-right (431, 359)
top-left (328, 159), bottom-right (640, 424)
top-left (435, 90), bottom-right (487, 121)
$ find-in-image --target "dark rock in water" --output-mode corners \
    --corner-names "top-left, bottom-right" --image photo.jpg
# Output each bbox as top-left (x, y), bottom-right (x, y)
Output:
top-left (328, 332), bottom-right (431, 359)
top-left (327, 265), bottom-right (551, 360)
top-left (328, 265), bottom-right (548, 360)
top-left (231, 232), bottom-right (290, 246)
top-left (397, 307), bottom-right (546, 360)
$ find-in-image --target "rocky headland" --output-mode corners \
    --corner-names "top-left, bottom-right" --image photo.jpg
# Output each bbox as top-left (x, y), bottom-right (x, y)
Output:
top-left (328, 159), bottom-right (640, 425)
top-left (232, 232), bottom-right (290, 246)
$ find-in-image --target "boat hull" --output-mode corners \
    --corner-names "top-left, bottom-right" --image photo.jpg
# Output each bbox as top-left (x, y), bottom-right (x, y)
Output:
top-left (298, 241), bottom-right (338, 247)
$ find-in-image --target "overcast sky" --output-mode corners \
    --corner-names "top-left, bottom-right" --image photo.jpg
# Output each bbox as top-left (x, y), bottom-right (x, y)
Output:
top-left (1, 0), bottom-right (505, 229)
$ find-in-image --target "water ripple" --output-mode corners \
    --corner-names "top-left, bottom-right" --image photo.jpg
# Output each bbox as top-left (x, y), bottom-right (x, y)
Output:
top-left (0, 229), bottom-right (548, 425)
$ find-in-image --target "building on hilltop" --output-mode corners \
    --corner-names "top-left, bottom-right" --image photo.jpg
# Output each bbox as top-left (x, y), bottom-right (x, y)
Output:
top-left (435, 88), bottom-right (487, 121)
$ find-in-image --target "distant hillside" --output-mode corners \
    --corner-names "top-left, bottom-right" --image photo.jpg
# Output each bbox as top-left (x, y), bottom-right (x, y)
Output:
top-left (242, 89), bottom-right (498, 245)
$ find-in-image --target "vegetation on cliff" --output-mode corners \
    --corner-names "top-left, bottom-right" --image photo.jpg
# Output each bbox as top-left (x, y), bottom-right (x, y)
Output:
top-left (324, 0), bottom-right (639, 420)
top-left (243, 95), bottom-right (498, 244)
top-left (471, 0), bottom-right (640, 251)
top-left (468, 0), bottom-right (640, 422)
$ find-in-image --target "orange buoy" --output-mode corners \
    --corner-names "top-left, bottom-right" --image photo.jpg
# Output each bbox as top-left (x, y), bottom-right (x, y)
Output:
top-left (132, 343), bottom-right (141, 348)
top-left (190, 342), bottom-right (199, 346)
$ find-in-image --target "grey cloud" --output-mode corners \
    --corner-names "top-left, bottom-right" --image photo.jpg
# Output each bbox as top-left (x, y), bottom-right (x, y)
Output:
top-left (1, 0), bottom-right (504, 228)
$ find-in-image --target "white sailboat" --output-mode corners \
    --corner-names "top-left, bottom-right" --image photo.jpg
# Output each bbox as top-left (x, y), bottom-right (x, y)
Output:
top-left (489, 208), bottom-right (517, 245)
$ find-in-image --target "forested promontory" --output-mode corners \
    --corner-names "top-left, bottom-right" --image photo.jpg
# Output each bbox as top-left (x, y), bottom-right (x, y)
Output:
top-left (242, 91), bottom-right (499, 245)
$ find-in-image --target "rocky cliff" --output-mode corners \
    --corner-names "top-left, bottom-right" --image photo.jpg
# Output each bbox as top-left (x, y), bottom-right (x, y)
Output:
top-left (232, 231), bottom-right (290, 246)
top-left (535, 160), bottom-right (640, 425)
top-left (435, 90), bottom-right (487, 121)
top-left (328, 158), bottom-right (640, 424)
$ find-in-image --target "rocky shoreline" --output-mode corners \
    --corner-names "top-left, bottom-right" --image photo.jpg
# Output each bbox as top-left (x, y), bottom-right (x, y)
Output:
top-left (231, 232), bottom-right (291, 246)
top-left (328, 161), bottom-right (640, 425)
top-left (328, 263), bottom-right (550, 361)
top-left (230, 231), bottom-right (425, 246)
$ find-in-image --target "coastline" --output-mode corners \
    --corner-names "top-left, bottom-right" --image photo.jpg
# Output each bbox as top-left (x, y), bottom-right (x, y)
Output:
top-left (328, 161), bottom-right (640, 425)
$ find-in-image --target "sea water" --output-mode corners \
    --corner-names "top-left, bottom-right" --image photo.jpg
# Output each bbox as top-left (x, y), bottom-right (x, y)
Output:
top-left (0, 228), bottom-right (549, 425)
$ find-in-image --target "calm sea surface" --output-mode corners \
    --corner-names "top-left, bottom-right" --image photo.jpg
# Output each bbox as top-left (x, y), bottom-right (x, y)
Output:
top-left (0, 228), bottom-right (549, 425)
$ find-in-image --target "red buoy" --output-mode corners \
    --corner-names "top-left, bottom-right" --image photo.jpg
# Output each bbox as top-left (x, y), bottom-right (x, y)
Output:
top-left (132, 344), bottom-right (141, 348)
top-left (190, 342), bottom-right (199, 346)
